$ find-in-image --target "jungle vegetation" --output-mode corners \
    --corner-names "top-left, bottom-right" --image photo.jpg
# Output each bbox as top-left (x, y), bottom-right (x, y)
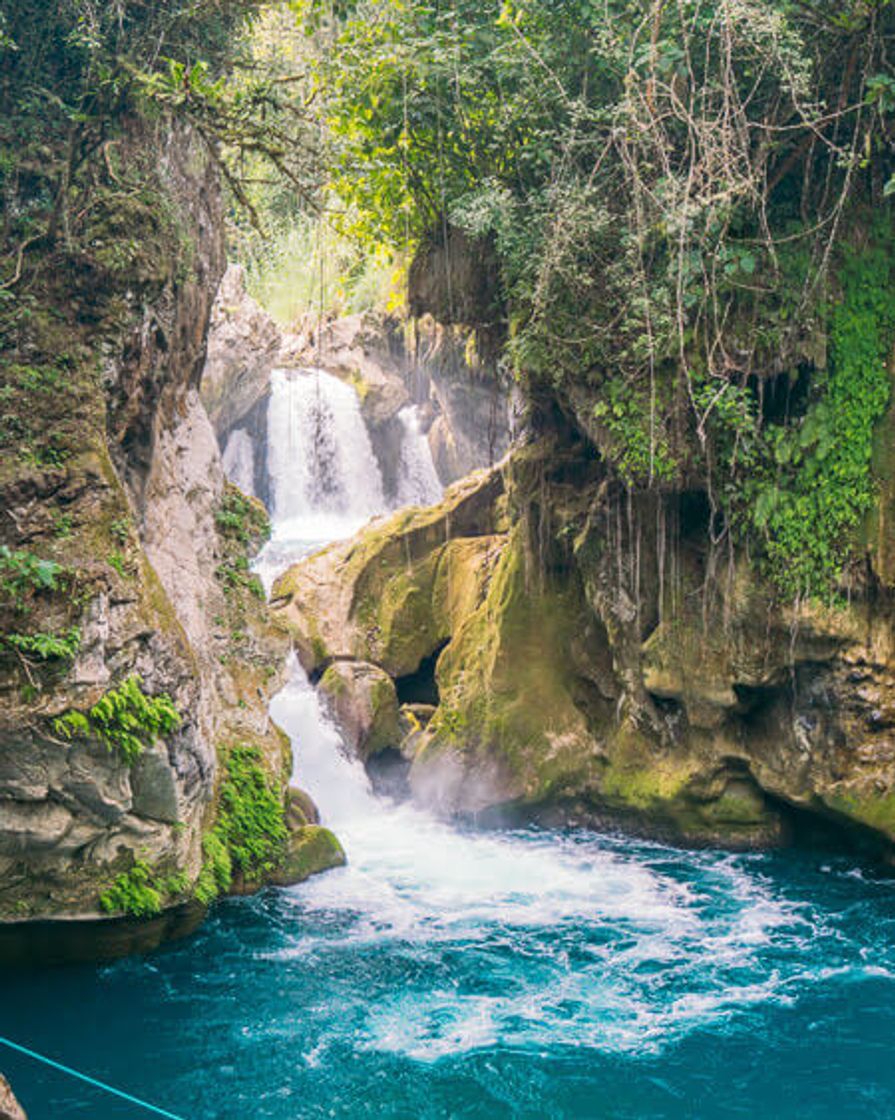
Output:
top-left (5, 1), bottom-right (895, 600)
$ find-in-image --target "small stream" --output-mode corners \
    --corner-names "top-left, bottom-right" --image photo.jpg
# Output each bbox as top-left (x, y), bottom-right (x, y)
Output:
top-left (4, 370), bottom-right (895, 1118)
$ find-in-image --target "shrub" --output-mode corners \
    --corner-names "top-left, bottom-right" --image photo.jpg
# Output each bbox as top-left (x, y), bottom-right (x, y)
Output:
top-left (0, 546), bottom-right (63, 610)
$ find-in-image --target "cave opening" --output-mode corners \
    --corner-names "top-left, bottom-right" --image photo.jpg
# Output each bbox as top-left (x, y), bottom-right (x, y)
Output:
top-left (747, 365), bottom-right (813, 427)
top-left (395, 642), bottom-right (448, 707)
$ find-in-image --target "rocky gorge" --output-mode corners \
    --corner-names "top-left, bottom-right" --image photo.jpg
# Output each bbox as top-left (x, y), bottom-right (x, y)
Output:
top-left (0, 118), bottom-right (343, 964)
top-left (7, 4), bottom-right (895, 1117)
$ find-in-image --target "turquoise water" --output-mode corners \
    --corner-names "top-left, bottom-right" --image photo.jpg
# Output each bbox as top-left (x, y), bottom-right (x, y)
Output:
top-left (5, 685), bottom-right (895, 1120)
top-left (5, 516), bottom-right (895, 1117)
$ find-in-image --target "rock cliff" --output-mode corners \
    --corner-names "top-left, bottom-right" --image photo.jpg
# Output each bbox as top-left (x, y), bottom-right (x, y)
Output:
top-left (0, 119), bottom-right (340, 959)
top-left (200, 266), bottom-right (514, 502)
top-left (272, 430), bottom-right (895, 858)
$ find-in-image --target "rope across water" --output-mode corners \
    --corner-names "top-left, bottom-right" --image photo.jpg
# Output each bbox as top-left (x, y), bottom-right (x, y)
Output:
top-left (0, 1035), bottom-right (186, 1119)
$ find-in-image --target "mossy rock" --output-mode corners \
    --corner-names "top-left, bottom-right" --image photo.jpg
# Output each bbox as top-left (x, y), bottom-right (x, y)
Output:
top-left (411, 525), bottom-right (600, 814)
top-left (270, 467), bottom-right (505, 676)
top-left (270, 826), bottom-right (346, 887)
top-left (319, 661), bottom-right (401, 760)
top-left (285, 786), bottom-right (320, 828)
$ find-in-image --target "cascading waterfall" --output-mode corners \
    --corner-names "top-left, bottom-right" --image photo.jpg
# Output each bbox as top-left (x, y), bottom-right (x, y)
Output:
top-left (267, 367), bottom-right (388, 543)
top-left (394, 405), bottom-right (443, 508)
top-left (255, 402), bottom-right (893, 1077)
top-left (257, 366), bottom-right (443, 586)
top-left (12, 356), bottom-right (893, 1120)
top-left (8, 356), bottom-right (895, 1120)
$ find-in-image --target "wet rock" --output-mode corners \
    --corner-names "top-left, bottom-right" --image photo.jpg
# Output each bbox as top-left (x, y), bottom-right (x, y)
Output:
top-left (270, 826), bottom-right (346, 886)
top-left (319, 661), bottom-right (400, 761)
top-left (130, 744), bottom-right (181, 824)
top-left (285, 786), bottom-right (321, 828)
top-left (0, 1074), bottom-right (27, 1120)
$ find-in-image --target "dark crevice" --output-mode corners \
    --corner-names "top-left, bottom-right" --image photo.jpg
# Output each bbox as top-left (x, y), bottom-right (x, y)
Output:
top-left (395, 642), bottom-right (448, 706)
top-left (747, 364), bottom-right (813, 426)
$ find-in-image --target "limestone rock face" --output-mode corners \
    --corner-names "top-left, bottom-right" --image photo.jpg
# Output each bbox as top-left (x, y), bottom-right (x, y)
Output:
top-left (0, 120), bottom-right (296, 945)
top-left (319, 661), bottom-right (400, 761)
top-left (271, 435), bottom-right (895, 857)
top-left (0, 1074), bottom-right (27, 1120)
top-left (201, 264), bottom-right (283, 441)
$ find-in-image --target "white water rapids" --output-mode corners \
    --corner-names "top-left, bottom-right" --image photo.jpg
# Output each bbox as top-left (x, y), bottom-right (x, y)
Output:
top-left (252, 370), bottom-right (824, 1064)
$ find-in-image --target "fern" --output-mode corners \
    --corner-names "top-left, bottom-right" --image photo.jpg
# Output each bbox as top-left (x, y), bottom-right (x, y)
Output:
top-left (54, 676), bottom-right (180, 765)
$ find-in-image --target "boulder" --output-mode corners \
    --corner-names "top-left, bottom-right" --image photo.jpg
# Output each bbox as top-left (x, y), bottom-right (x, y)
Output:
top-left (270, 826), bottom-right (346, 886)
top-left (0, 1075), bottom-right (27, 1120)
top-left (285, 786), bottom-right (320, 828)
top-left (270, 466), bottom-right (506, 677)
top-left (319, 662), bottom-right (400, 760)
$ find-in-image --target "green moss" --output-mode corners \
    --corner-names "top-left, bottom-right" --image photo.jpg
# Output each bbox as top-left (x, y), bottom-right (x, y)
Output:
top-left (601, 753), bottom-right (696, 811)
top-left (749, 234), bottom-right (895, 598)
top-left (272, 826), bottom-right (346, 885)
top-left (194, 832), bottom-right (233, 905)
top-left (195, 743), bottom-right (288, 903)
top-left (426, 527), bottom-right (594, 798)
top-left (825, 788), bottom-right (895, 838)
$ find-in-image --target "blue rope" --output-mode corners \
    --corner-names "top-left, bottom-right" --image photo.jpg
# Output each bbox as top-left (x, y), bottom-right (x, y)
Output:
top-left (0, 1035), bottom-right (186, 1119)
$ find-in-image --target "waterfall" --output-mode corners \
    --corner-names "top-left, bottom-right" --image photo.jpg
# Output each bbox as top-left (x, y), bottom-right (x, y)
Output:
top-left (394, 406), bottom-right (443, 508)
top-left (260, 367), bottom-right (442, 572)
top-left (267, 367), bottom-right (387, 543)
top-left (244, 356), bottom-right (860, 1084)
top-left (221, 428), bottom-right (255, 496)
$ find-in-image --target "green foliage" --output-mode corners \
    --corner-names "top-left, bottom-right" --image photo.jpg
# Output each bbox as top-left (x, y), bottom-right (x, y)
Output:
top-left (751, 239), bottom-right (895, 597)
top-left (216, 556), bottom-right (265, 600)
top-left (193, 744), bottom-right (287, 905)
top-left (107, 551), bottom-right (128, 579)
top-left (100, 860), bottom-right (191, 918)
top-left (244, 213), bottom-right (405, 325)
top-left (160, 871), bottom-right (190, 897)
top-left (215, 485), bottom-right (271, 548)
top-left (100, 861), bottom-right (163, 918)
top-left (109, 518), bottom-right (131, 546)
top-left (0, 547), bottom-right (63, 610)
top-left (54, 711), bottom-right (89, 739)
top-left (214, 744), bottom-right (288, 879)
top-left (593, 382), bottom-right (676, 485)
top-left (194, 832), bottom-right (233, 905)
top-left (301, 0), bottom-right (895, 599)
top-left (54, 676), bottom-right (181, 765)
top-left (4, 627), bottom-right (81, 662)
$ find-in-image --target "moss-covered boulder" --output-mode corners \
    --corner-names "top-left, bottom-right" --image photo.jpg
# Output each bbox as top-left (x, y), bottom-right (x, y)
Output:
top-left (270, 826), bottom-right (346, 887)
top-left (319, 661), bottom-right (401, 760)
top-left (270, 466), bottom-right (506, 676)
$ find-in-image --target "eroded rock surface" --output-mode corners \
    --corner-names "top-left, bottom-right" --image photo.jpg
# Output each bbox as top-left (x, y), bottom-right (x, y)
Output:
top-left (0, 1074), bottom-right (27, 1120)
top-left (0, 121), bottom-right (334, 951)
top-left (272, 437), bottom-right (895, 857)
